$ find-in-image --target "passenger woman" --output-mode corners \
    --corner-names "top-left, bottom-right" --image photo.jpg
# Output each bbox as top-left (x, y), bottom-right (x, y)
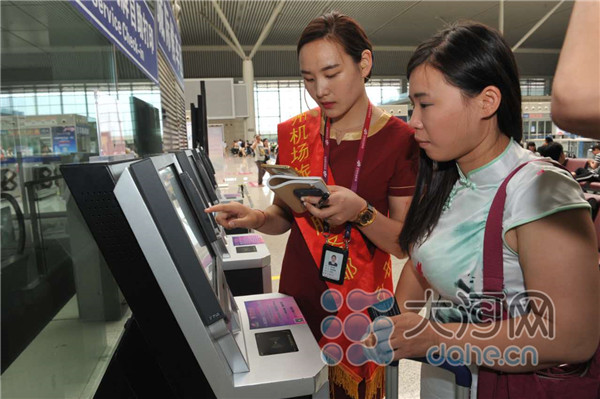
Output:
top-left (207, 11), bottom-right (418, 399)
top-left (366, 22), bottom-right (599, 397)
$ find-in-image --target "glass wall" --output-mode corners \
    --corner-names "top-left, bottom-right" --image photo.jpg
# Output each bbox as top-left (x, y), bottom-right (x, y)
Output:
top-left (254, 78), bottom-right (404, 140)
top-left (0, 1), bottom-right (161, 397)
top-left (254, 77), bottom-right (556, 142)
top-left (0, 81), bottom-right (161, 155)
top-left (520, 77), bottom-right (552, 97)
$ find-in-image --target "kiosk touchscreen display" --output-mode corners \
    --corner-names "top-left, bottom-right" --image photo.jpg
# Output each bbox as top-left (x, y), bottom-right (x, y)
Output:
top-left (189, 152), bottom-right (219, 204)
top-left (186, 154), bottom-right (221, 234)
top-left (158, 166), bottom-right (215, 286)
top-left (194, 150), bottom-right (218, 189)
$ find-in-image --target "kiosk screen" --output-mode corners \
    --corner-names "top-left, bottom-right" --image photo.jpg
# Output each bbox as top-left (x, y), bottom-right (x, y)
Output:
top-left (185, 153), bottom-right (221, 235)
top-left (158, 166), bottom-right (214, 287)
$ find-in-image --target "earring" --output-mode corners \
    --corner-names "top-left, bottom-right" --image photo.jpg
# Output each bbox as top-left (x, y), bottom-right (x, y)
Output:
top-left (303, 88), bottom-right (312, 110)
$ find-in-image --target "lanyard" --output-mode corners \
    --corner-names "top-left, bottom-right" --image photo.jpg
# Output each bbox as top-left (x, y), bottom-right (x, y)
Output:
top-left (322, 102), bottom-right (373, 243)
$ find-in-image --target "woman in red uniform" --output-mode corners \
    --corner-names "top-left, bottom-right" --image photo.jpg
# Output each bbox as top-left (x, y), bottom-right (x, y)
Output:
top-left (207, 12), bottom-right (418, 399)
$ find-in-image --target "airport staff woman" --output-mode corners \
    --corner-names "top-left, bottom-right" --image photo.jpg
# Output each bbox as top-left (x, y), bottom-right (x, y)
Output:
top-left (366, 22), bottom-right (599, 398)
top-left (207, 12), bottom-right (418, 399)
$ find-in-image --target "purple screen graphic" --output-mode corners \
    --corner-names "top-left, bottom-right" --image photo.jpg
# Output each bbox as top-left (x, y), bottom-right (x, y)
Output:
top-left (245, 297), bottom-right (306, 330)
top-left (232, 235), bottom-right (264, 246)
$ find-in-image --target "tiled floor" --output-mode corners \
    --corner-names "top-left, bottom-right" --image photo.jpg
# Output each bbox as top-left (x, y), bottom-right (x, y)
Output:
top-left (1, 295), bottom-right (131, 399)
top-left (217, 154), bottom-right (422, 399)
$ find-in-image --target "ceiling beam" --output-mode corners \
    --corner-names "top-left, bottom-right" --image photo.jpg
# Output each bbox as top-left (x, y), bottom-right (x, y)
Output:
top-left (499, 0), bottom-right (504, 34)
top-left (512, 0), bottom-right (566, 51)
top-left (249, 0), bottom-right (286, 60)
top-left (197, 10), bottom-right (246, 59)
top-left (182, 45), bottom-right (560, 55)
top-left (369, 1), bottom-right (422, 37)
top-left (319, 1), bottom-right (335, 15)
top-left (210, 0), bottom-right (246, 57)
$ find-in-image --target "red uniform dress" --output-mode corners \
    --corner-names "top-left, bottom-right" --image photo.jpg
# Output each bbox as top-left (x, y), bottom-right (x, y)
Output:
top-left (278, 110), bottom-right (418, 399)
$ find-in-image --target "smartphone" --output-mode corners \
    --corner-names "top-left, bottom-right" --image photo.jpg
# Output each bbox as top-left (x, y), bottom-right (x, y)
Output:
top-left (293, 188), bottom-right (327, 198)
top-left (261, 164), bottom-right (300, 177)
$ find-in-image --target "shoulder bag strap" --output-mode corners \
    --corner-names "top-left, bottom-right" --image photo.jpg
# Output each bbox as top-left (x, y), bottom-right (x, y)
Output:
top-left (481, 159), bottom-right (562, 321)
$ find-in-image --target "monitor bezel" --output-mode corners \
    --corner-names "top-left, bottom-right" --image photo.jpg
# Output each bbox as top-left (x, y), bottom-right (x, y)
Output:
top-left (175, 150), bottom-right (221, 238)
top-left (198, 146), bottom-right (216, 176)
top-left (128, 155), bottom-right (225, 326)
top-left (187, 150), bottom-right (219, 204)
top-left (194, 148), bottom-right (218, 189)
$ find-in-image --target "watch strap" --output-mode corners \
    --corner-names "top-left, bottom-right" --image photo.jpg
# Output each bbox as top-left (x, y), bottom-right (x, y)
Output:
top-left (354, 202), bottom-right (376, 227)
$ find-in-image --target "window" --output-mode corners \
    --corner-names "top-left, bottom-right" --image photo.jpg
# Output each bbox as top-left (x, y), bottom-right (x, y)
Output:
top-left (520, 78), bottom-right (551, 96)
top-left (254, 78), bottom-right (405, 140)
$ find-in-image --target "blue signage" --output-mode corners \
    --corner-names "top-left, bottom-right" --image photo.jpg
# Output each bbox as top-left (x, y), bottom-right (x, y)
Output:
top-left (52, 127), bottom-right (78, 154)
top-left (156, 0), bottom-right (184, 88)
top-left (69, 0), bottom-right (158, 85)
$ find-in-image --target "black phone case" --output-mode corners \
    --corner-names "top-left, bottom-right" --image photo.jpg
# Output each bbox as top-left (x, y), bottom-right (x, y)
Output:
top-left (368, 297), bottom-right (401, 366)
top-left (293, 188), bottom-right (326, 198)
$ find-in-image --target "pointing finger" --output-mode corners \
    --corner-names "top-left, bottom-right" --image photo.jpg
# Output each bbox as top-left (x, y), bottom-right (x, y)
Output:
top-left (205, 204), bottom-right (226, 213)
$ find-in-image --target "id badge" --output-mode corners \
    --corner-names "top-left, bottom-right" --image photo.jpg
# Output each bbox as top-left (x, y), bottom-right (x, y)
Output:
top-left (319, 244), bottom-right (349, 285)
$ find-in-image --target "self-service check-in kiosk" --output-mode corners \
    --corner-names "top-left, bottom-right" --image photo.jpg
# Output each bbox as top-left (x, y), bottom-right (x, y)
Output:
top-left (175, 150), bottom-right (271, 295)
top-left (196, 146), bottom-right (244, 205)
top-left (187, 148), bottom-right (249, 237)
top-left (61, 155), bottom-right (327, 399)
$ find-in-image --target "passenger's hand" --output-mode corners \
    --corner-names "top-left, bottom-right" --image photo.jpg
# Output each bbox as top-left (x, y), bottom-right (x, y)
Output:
top-left (302, 185), bottom-right (367, 226)
top-left (205, 202), bottom-right (264, 229)
top-left (363, 313), bottom-right (439, 362)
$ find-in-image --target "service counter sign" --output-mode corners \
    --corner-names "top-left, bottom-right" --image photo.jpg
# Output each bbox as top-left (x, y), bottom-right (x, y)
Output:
top-left (69, 0), bottom-right (158, 85)
top-left (52, 127), bottom-right (77, 154)
top-left (156, 0), bottom-right (184, 89)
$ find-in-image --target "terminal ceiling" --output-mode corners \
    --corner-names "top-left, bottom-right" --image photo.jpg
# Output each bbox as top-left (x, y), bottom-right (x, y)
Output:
top-left (0, 1), bottom-right (574, 85)
top-left (180, 1), bottom-right (573, 80)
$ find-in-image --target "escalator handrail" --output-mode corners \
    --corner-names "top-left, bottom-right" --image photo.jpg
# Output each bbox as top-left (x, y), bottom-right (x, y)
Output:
top-left (23, 174), bottom-right (63, 187)
top-left (1, 192), bottom-right (26, 255)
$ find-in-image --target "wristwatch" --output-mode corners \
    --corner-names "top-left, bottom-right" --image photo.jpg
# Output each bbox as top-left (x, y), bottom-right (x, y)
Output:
top-left (354, 202), bottom-right (376, 227)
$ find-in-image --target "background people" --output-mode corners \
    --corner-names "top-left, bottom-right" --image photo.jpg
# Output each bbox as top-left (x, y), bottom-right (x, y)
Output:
top-left (262, 138), bottom-right (271, 162)
top-left (251, 134), bottom-right (267, 185)
top-left (526, 141), bottom-right (539, 156)
top-left (537, 136), bottom-right (553, 157)
top-left (573, 143), bottom-right (600, 181)
top-left (544, 142), bottom-right (566, 165)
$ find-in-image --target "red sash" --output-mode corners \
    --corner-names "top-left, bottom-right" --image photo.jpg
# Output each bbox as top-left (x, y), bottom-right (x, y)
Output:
top-left (278, 109), bottom-right (392, 399)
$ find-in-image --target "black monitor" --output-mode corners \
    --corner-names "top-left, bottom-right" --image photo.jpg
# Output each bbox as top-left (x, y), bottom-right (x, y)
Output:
top-left (198, 146), bottom-right (215, 176)
top-left (186, 150), bottom-right (219, 204)
top-left (131, 97), bottom-right (162, 156)
top-left (60, 159), bottom-right (215, 397)
top-left (174, 150), bottom-right (222, 242)
top-left (125, 155), bottom-right (234, 326)
top-left (195, 147), bottom-right (218, 188)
